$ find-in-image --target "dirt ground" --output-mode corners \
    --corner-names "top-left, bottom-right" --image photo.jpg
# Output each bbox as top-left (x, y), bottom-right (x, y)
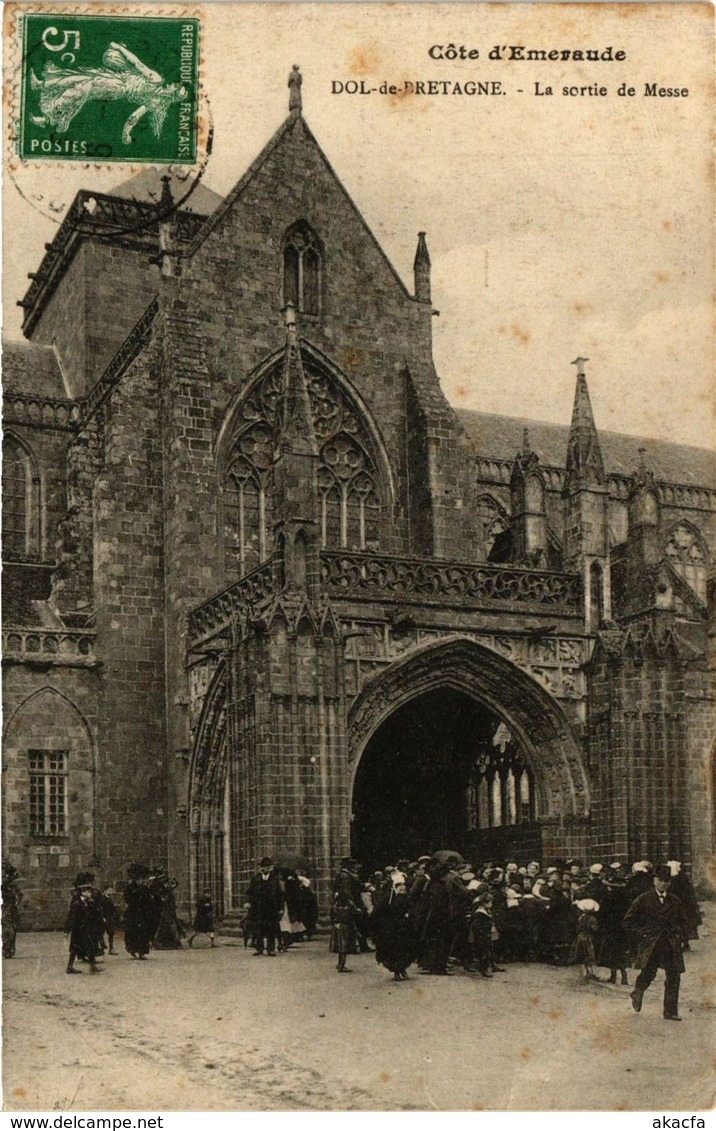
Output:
top-left (3, 912), bottom-right (715, 1113)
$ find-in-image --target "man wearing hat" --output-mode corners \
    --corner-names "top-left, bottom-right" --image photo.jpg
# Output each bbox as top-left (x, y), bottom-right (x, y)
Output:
top-left (622, 863), bottom-right (686, 1021)
top-left (65, 872), bottom-right (102, 974)
top-left (246, 858), bottom-right (283, 956)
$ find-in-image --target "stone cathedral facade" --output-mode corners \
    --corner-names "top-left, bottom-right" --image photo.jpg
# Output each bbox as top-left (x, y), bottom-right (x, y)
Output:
top-left (4, 81), bottom-right (715, 927)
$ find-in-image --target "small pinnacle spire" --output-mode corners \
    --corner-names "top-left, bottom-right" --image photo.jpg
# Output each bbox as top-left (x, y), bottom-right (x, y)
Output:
top-left (275, 310), bottom-right (316, 458)
top-left (160, 173), bottom-right (174, 212)
top-left (523, 427), bottom-right (531, 456)
top-left (565, 359), bottom-right (604, 486)
top-left (414, 232), bottom-right (431, 303)
top-left (288, 65), bottom-right (302, 114)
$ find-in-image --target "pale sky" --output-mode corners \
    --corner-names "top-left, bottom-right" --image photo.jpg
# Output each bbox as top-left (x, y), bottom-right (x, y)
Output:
top-left (4, 2), bottom-right (714, 448)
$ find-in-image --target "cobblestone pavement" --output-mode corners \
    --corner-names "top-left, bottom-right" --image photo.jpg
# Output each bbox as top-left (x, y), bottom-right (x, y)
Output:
top-left (3, 914), bottom-right (715, 1112)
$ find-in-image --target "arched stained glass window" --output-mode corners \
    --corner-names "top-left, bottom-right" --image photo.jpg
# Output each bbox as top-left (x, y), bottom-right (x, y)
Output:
top-left (283, 222), bottom-right (322, 316)
top-left (3, 435), bottom-right (39, 560)
top-left (223, 423), bottom-right (273, 578)
top-left (222, 359), bottom-right (386, 580)
top-left (467, 724), bottom-right (535, 831)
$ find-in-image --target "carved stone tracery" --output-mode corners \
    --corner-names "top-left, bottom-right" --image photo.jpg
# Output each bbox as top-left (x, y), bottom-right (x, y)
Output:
top-left (222, 356), bottom-right (386, 579)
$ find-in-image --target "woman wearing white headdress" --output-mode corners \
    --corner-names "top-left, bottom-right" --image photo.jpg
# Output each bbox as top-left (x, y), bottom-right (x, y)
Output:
top-left (371, 877), bottom-right (416, 981)
top-left (569, 898), bottom-right (600, 981)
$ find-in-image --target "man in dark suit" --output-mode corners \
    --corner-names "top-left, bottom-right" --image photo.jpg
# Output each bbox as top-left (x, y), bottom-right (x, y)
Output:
top-left (622, 863), bottom-right (686, 1021)
top-left (246, 858), bottom-right (284, 956)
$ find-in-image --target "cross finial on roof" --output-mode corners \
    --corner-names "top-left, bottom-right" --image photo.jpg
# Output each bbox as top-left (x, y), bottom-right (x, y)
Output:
top-left (571, 356), bottom-right (589, 377)
top-left (288, 65), bottom-right (303, 114)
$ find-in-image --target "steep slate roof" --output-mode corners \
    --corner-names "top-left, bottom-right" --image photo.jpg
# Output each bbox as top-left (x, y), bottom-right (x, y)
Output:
top-left (3, 341), bottom-right (68, 398)
top-left (456, 408), bottom-right (716, 489)
top-left (110, 168), bottom-right (222, 215)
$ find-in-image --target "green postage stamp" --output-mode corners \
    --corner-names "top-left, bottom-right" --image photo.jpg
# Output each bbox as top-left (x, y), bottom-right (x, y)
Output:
top-left (18, 12), bottom-right (199, 162)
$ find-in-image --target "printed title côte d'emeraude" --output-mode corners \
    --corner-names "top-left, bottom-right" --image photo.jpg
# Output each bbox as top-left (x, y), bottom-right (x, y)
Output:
top-left (428, 44), bottom-right (627, 62)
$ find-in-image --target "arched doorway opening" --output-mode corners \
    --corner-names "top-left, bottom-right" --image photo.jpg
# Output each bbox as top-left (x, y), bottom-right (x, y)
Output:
top-left (351, 687), bottom-right (539, 870)
top-left (348, 635), bottom-right (589, 871)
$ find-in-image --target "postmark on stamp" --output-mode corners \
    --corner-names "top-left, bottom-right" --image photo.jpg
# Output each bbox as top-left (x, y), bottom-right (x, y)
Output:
top-left (18, 12), bottom-right (199, 163)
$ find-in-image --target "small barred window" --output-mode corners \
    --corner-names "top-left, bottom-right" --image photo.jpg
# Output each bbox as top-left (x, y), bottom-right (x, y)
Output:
top-left (29, 750), bottom-right (68, 837)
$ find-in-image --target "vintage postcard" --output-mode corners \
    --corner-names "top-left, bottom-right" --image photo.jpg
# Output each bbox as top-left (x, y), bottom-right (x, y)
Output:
top-left (2, 0), bottom-right (714, 1116)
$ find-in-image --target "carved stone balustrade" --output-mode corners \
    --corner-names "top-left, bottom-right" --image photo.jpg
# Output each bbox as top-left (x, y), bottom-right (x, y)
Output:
top-left (320, 551), bottom-right (582, 615)
top-left (188, 558), bottom-right (277, 644)
top-left (3, 628), bottom-right (97, 666)
top-left (3, 393), bottom-right (79, 431)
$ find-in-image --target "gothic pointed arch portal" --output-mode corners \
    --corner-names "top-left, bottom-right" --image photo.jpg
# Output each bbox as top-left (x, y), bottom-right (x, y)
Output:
top-left (348, 636), bottom-right (590, 869)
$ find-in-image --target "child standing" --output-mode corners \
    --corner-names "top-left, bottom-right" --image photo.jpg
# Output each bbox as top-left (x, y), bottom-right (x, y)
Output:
top-left (569, 897), bottom-right (600, 980)
top-left (468, 883), bottom-right (496, 977)
top-left (188, 890), bottom-right (215, 948)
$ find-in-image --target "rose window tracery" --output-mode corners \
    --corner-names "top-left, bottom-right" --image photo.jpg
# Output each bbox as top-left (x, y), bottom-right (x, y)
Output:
top-left (223, 361), bottom-right (384, 579)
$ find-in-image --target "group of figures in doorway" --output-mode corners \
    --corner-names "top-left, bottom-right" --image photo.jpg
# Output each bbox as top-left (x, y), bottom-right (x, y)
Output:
top-left (329, 852), bottom-right (701, 1021)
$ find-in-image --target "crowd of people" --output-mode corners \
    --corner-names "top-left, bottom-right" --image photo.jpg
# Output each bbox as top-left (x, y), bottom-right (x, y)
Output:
top-left (0, 851), bottom-right (704, 1020)
top-left (327, 853), bottom-right (702, 1019)
top-left (64, 864), bottom-right (189, 970)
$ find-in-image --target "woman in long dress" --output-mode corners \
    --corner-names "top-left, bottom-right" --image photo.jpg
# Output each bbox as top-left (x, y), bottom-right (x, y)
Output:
top-left (1, 864), bottom-right (22, 959)
top-left (123, 866), bottom-right (155, 959)
top-left (596, 873), bottom-right (631, 984)
top-left (568, 898), bottom-right (600, 980)
top-left (372, 879), bottom-right (416, 981)
top-left (329, 879), bottom-right (359, 973)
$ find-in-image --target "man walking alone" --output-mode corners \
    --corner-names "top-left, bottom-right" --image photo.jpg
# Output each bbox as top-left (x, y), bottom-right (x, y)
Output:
top-left (623, 863), bottom-right (686, 1021)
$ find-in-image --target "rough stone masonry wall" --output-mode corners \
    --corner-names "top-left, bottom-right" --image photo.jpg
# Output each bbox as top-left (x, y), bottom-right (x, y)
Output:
top-left (29, 246), bottom-right (88, 398)
top-left (684, 654), bottom-right (716, 890)
top-left (91, 343), bottom-right (168, 880)
top-left (159, 293), bottom-right (226, 903)
top-left (587, 641), bottom-right (699, 871)
top-left (52, 419), bottom-right (100, 616)
top-left (2, 664), bottom-right (99, 928)
top-left (83, 242), bottom-right (160, 392)
top-left (30, 240), bottom-right (159, 398)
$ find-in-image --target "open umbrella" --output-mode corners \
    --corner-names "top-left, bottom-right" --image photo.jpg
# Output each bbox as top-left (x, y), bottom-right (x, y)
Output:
top-left (430, 850), bottom-right (464, 866)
